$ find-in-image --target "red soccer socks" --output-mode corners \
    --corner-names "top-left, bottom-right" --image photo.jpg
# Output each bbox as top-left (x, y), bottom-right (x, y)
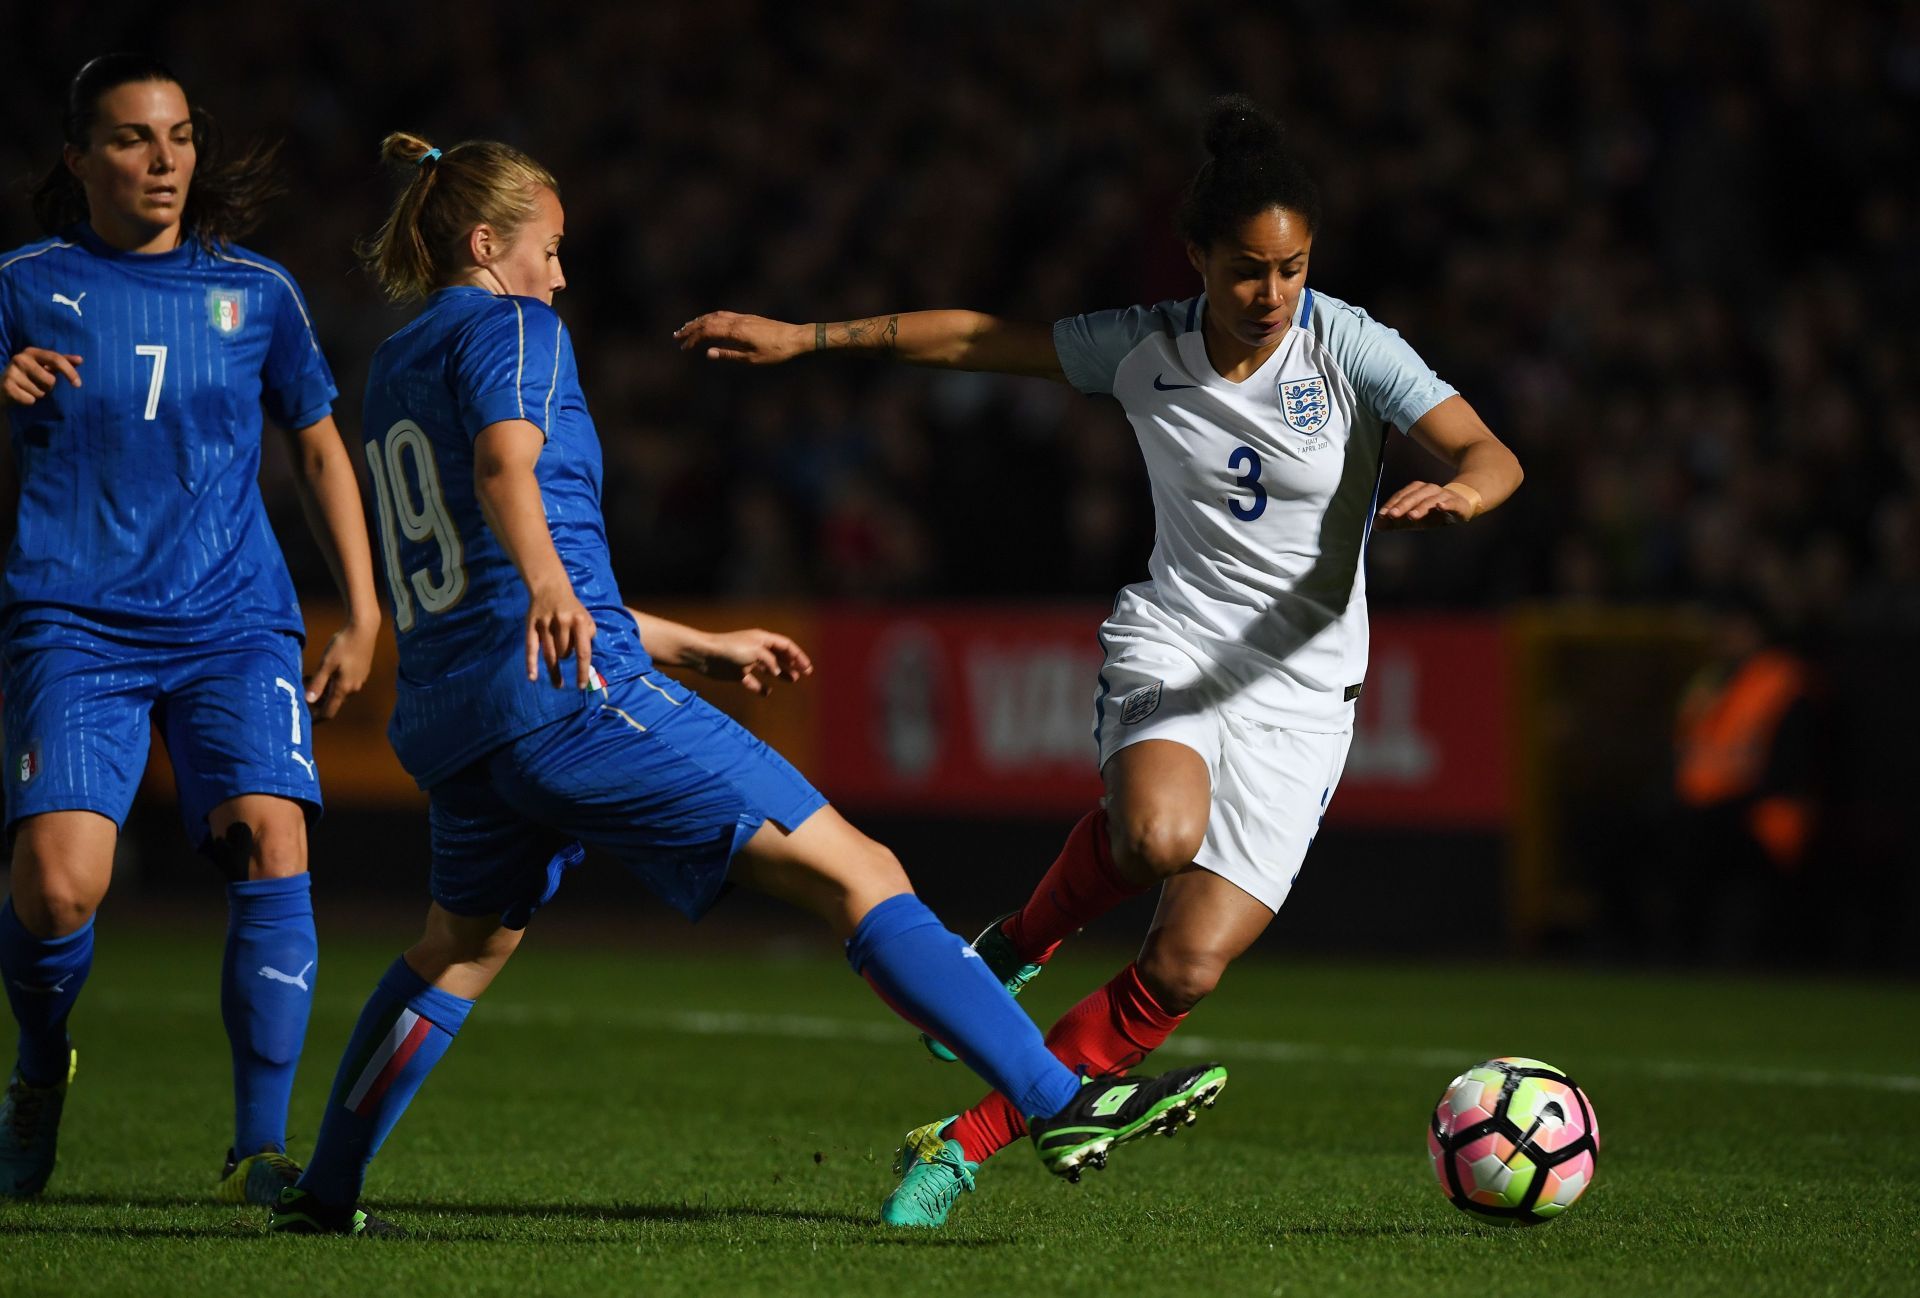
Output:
top-left (1002, 809), bottom-right (1147, 963)
top-left (948, 961), bottom-right (1187, 1163)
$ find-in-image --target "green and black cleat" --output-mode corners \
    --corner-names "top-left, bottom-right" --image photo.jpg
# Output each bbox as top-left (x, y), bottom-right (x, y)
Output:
top-left (268, 1185), bottom-right (404, 1237)
top-left (217, 1147), bottom-right (303, 1207)
top-left (1028, 1063), bottom-right (1229, 1181)
top-left (880, 1115), bottom-right (977, 1228)
top-left (921, 912), bottom-right (1050, 1063)
top-left (0, 1048), bottom-right (75, 1199)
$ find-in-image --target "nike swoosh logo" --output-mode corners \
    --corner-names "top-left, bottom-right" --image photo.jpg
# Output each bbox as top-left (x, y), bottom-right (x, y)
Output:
top-left (1153, 375), bottom-right (1199, 391)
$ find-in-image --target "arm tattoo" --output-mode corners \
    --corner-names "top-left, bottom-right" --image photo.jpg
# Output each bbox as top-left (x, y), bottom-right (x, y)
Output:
top-left (821, 315), bottom-right (900, 352)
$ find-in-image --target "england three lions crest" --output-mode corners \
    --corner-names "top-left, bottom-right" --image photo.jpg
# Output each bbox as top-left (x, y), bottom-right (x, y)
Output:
top-left (1278, 375), bottom-right (1330, 436)
top-left (1119, 680), bottom-right (1162, 725)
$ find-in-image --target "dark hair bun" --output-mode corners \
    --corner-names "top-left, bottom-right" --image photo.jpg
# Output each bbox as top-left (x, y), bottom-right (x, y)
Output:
top-left (1202, 94), bottom-right (1284, 161)
top-left (1177, 93), bottom-right (1322, 245)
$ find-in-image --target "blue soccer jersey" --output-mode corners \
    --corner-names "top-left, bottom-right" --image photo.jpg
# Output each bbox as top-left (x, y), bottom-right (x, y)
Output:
top-left (0, 226), bottom-right (336, 642)
top-left (362, 287), bottom-right (650, 787)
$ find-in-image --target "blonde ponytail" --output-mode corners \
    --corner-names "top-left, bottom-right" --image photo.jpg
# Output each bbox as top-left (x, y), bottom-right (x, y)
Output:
top-left (360, 132), bottom-right (557, 303)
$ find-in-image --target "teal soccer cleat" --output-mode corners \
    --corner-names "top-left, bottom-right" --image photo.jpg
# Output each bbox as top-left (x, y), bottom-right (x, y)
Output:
top-left (1027, 1063), bottom-right (1229, 1181)
top-left (880, 1115), bottom-right (977, 1228)
top-left (268, 1185), bottom-right (404, 1237)
top-left (217, 1148), bottom-right (304, 1207)
top-left (0, 1048), bottom-right (75, 1198)
top-left (921, 912), bottom-right (1049, 1063)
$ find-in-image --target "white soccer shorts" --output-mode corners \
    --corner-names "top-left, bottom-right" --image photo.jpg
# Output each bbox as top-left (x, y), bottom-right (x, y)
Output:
top-left (1093, 648), bottom-right (1352, 913)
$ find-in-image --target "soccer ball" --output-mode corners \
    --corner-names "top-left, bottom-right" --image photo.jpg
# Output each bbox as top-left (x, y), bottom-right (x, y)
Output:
top-left (1426, 1056), bottom-right (1600, 1224)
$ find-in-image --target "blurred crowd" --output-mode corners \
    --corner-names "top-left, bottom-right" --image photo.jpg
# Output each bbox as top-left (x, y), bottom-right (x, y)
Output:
top-left (3, 0), bottom-right (1917, 631)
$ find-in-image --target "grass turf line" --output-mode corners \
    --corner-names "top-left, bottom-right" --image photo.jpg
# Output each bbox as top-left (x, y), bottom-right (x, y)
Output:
top-left (1, 928), bottom-right (1916, 1297)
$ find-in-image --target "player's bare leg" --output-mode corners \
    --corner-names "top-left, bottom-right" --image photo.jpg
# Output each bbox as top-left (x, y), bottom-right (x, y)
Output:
top-left (7, 811), bottom-right (117, 938)
top-left (1134, 867), bottom-right (1275, 1016)
top-left (1103, 740), bottom-right (1211, 888)
top-left (0, 811), bottom-right (113, 1197)
top-left (405, 905), bottom-right (527, 999)
top-left (727, 805), bottom-right (912, 938)
top-left (208, 795), bottom-right (309, 881)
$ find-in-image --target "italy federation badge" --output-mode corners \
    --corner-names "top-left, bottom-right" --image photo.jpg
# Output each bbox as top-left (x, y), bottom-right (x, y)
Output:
top-left (207, 287), bottom-right (245, 335)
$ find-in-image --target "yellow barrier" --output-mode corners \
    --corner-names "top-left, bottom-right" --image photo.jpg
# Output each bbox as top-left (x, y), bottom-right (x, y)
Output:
top-left (125, 599), bottom-right (1721, 955)
top-left (1505, 606), bottom-right (1713, 949)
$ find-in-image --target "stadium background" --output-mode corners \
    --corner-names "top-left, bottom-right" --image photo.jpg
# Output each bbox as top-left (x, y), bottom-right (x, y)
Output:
top-left (2, 0), bottom-right (1916, 971)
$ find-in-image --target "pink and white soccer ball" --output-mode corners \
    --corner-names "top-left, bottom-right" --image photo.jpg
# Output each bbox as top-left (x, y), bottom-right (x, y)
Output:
top-left (1426, 1056), bottom-right (1600, 1224)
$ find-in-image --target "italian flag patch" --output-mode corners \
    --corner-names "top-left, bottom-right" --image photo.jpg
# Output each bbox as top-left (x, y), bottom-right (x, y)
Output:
top-left (342, 1008), bottom-right (432, 1116)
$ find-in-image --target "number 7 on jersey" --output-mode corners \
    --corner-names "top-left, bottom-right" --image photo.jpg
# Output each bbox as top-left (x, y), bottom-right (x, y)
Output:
top-left (135, 344), bottom-right (167, 421)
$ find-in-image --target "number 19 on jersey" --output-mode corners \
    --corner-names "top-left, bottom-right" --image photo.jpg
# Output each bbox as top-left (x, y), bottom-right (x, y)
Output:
top-left (365, 420), bottom-right (467, 631)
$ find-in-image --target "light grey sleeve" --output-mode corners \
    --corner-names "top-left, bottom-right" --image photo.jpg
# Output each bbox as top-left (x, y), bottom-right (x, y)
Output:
top-left (1318, 302), bottom-right (1457, 433)
top-left (1052, 298), bottom-right (1196, 396)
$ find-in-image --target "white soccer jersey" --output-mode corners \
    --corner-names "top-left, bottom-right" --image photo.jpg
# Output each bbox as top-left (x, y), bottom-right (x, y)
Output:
top-left (1054, 289), bottom-right (1456, 731)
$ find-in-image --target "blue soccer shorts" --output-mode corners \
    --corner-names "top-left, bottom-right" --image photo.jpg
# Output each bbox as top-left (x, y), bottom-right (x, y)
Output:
top-left (2, 625), bottom-right (321, 847)
top-left (428, 670), bottom-right (827, 927)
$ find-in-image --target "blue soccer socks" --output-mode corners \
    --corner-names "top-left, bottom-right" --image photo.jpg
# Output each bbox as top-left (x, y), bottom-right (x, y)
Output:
top-left (222, 874), bottom-right (318, 1156)
top-left (297, 956), bottom-right (472, 1208)
top-left (0, 902), bottom-right (93, 1088)
top-left (846, 894), bottom-right (1082, 1120)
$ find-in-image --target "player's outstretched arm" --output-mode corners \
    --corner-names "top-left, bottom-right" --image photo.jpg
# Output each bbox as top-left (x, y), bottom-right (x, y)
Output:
top-left (282, 414), bottom-right (382, 720)
top-left (474, 418), bottom-right (595, 689)
top-left (1375, 396), bottom-right (1524, 531)
top-left (624, 607), bottom-right (813, 698)
top-left (675, 310), bottom-right (1064, 380)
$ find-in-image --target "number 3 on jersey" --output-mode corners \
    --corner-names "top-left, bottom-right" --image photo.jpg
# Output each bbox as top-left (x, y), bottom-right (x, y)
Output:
top-left (365, 420), bottom-right (467, 631)
top-left (1227, 445), bottom-right (1267, 522)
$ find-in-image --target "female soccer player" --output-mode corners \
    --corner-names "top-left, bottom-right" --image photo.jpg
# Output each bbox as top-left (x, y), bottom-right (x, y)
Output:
top-left (676, 94), bottom-right (1525, 1226)
top-left (0, 55), bottom-right (382, 1204)
top-left (267, 132), bottom-right (1226, 1237)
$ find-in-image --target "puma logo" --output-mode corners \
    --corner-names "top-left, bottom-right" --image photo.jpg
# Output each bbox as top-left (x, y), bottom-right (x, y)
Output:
top-left (51, 292), bottom-right (86, 317)
top-left (258, 961), bottom-right (314, 992)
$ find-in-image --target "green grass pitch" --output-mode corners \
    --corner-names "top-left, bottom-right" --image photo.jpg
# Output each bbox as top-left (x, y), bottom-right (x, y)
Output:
top-left (2, 919), bottom-right (1916, 1297)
